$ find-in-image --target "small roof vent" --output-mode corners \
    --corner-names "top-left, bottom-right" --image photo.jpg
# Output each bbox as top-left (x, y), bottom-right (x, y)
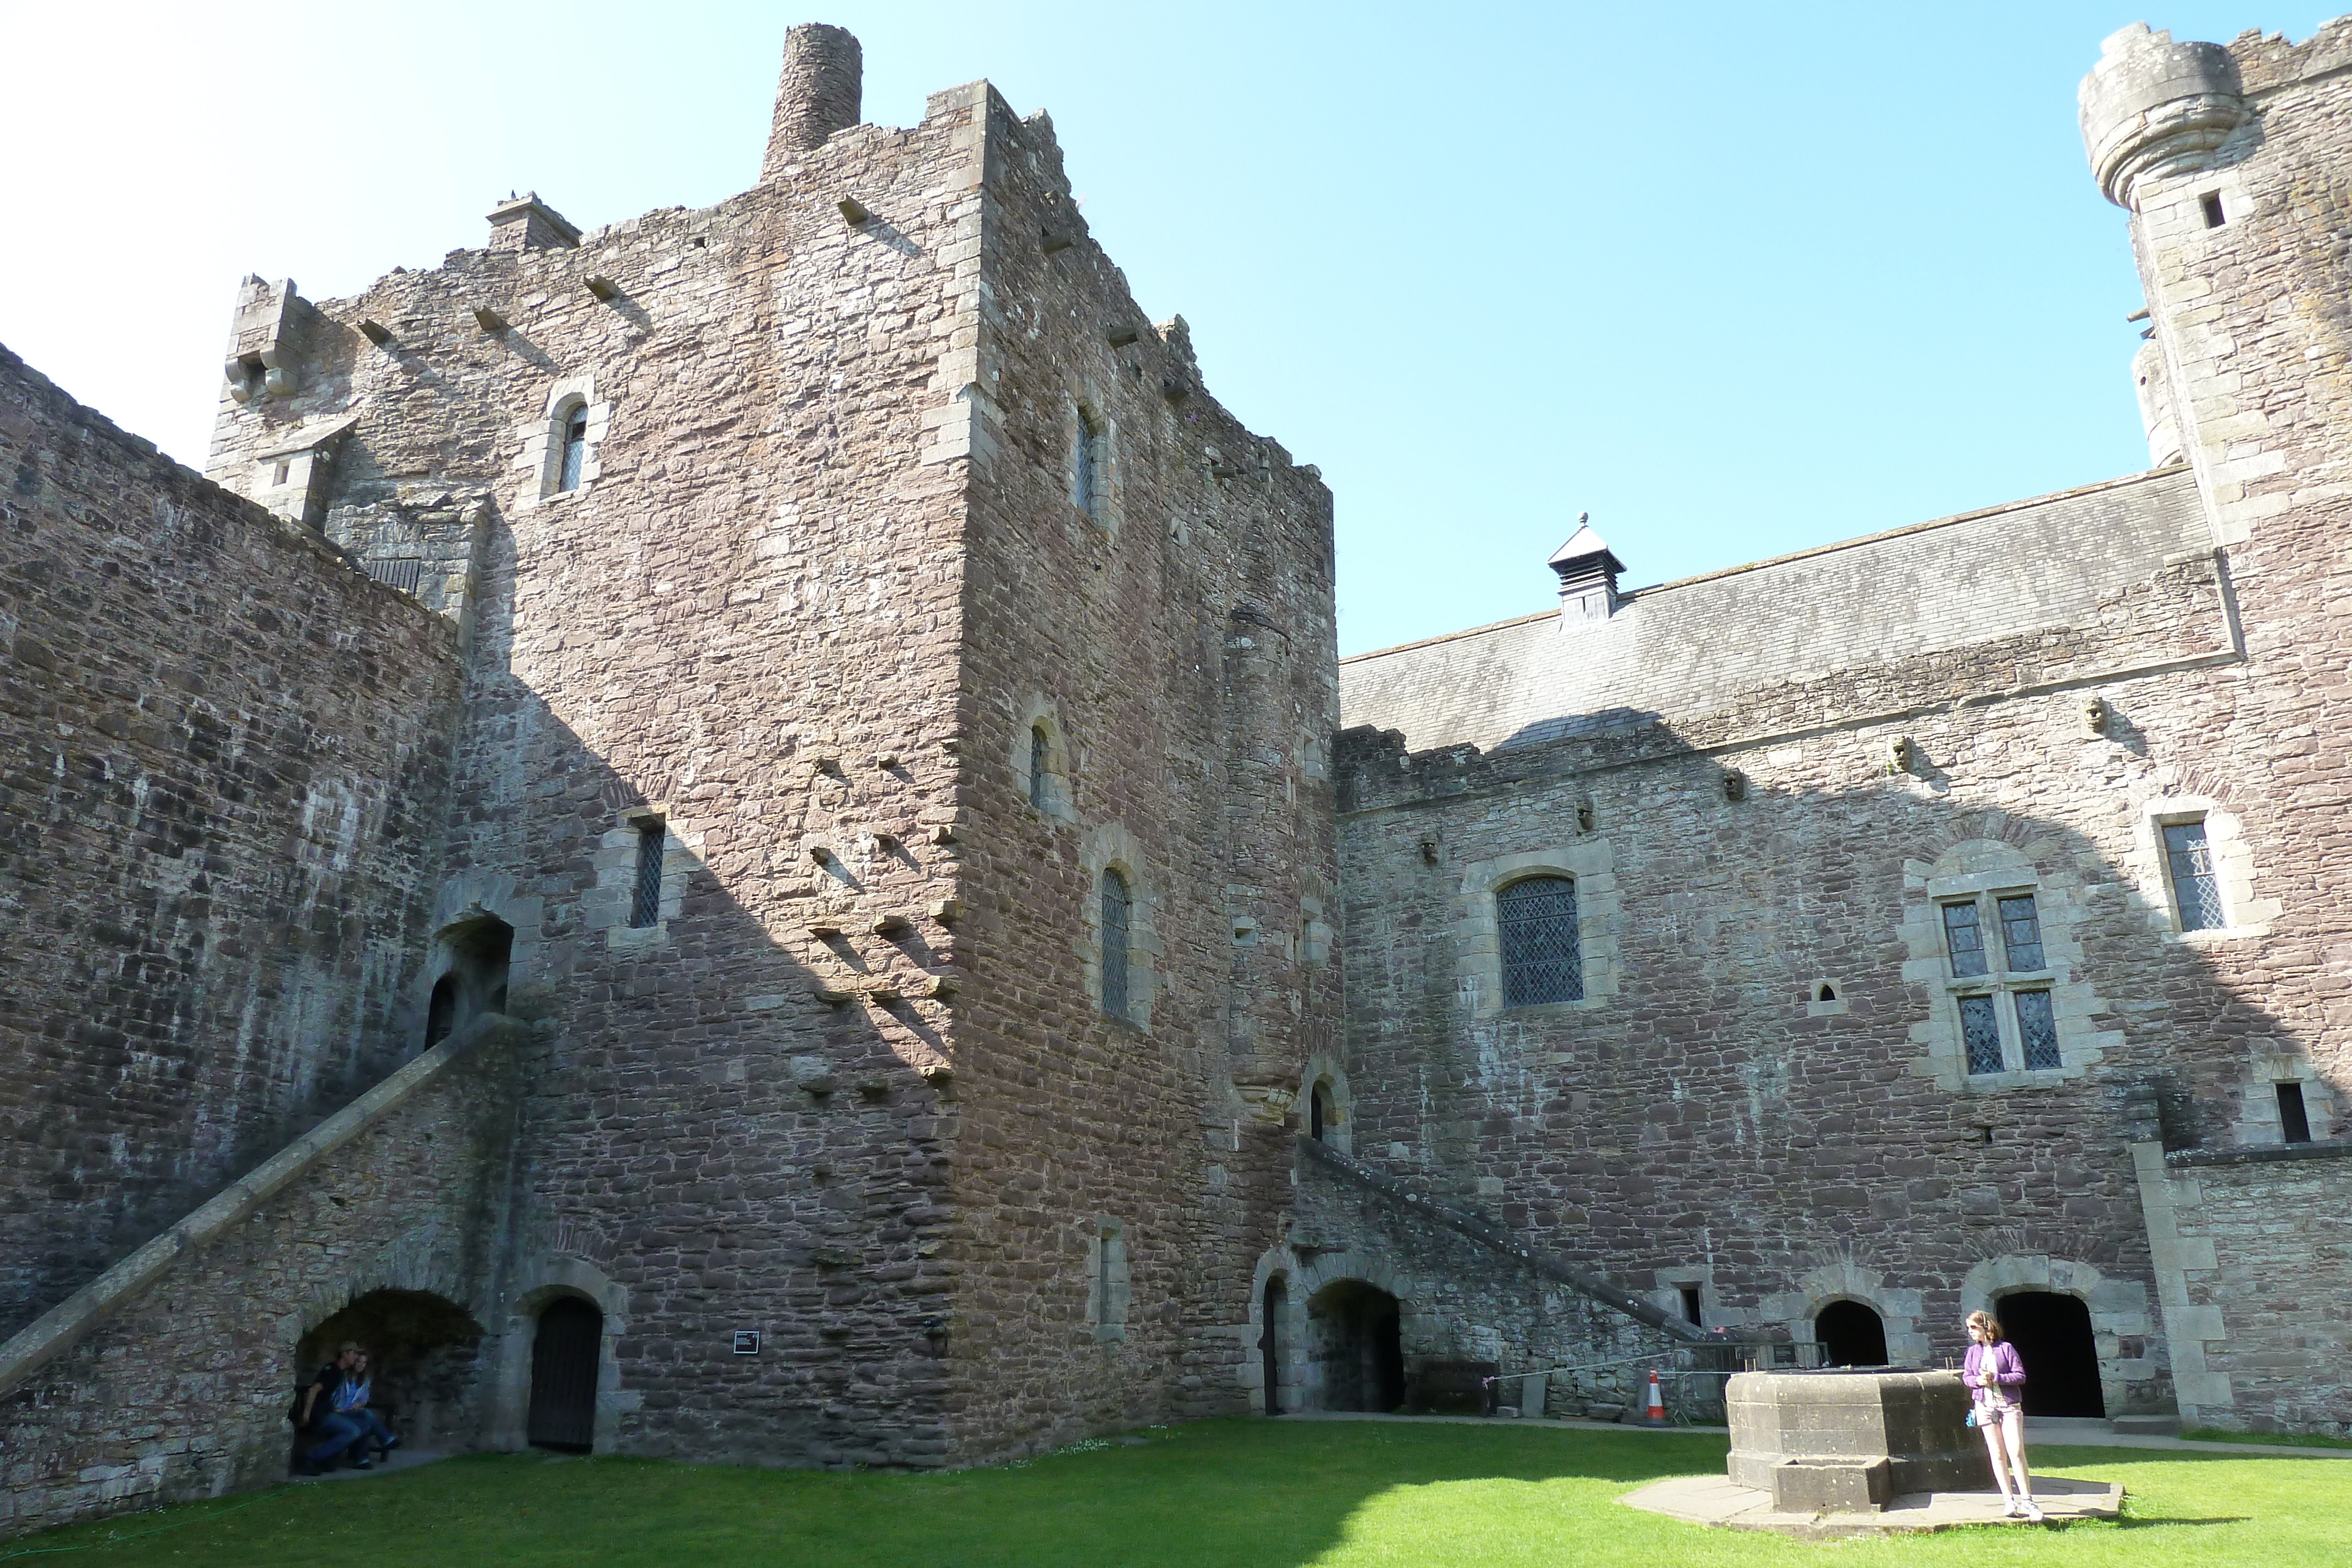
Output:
top-left (1548, 514), bottom-right (1624, 628)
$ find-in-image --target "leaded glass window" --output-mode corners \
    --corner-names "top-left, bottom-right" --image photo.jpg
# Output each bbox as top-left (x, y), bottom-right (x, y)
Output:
top-left (629, 821), bottom-right (665, 929)
top-left (2164, 820), bottom-right (2226, 932)
top-left (1997, 894), bottom-right (2046, 972)
top-left (1073, 413), bottom-right (1100, 519)
top-left (2015, 989), bottom-right (2061, 1069)
top-left (1958, 994), bottom-right (2004, 1075)
top-left (1029, 726), bottom-right (1051, 810)
top-left (1942, 902), bottom-right (1988, 978)
top-left (559, 405), bottom-right (589, 492)
top-left (1101, 870), bottom-right (1131, 1021)
top-left (1498, 875), bottom-right (1582, 1007)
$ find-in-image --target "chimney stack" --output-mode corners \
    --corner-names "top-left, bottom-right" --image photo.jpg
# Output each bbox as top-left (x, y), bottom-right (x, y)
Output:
top-left (764, 24), bottom-right (863, 179)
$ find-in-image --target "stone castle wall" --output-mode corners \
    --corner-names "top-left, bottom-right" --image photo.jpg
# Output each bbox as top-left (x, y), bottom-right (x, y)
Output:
top-left (0, 344), bottom-right (464, 1339)
top-left (938, 95), bottom-right (1339, 1457)
top-left (2133, 1139), bottom-right (2352, 1436)
top-left (0, 1019), bottom-right (520, 1541)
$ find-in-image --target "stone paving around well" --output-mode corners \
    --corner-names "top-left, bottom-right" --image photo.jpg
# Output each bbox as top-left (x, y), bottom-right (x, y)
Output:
top-left (1619, 1473), bottom-right (2122, 1537)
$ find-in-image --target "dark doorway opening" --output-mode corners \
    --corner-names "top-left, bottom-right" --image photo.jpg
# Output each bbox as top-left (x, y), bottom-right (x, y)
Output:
top-left (1997, 1290), bottom-right (2105, 1417)
top-left (1309, 1084), bottom-right (1329, 1142)
top-left (527, 1296), bottom-right (603, 1452)
top-left (295, 1289), bottom-right (486, 1455)
top-left (1814, 1299), bottom-right (1889, 1367)
top-left (1307, 1280), bottom-right (1405, 1413)
top-left (428, 913), bottom-right (513, 1047)
top-left (1260, 1276), bottom-right (1286, 1415)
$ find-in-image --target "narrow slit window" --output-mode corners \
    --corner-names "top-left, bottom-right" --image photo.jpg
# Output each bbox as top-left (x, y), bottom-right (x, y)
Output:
top-left (1101, 869), bottom-right (1131, 1021)
top-left (1030, 725), bottom-right (1051, 810)
top-left (1997, 894), bottom-right (2046, 972)
top-left (2200, 191), bottom-right (2226, 228)
top-left (2015, 989), bottom-right (2062, 1070)
top-left (1958, 994), bottom-right (2004, 1076)
top-left (1498, 875), bottom-right (1582, 1006)
top-left (559, 405), bottom-right (590, 492)
top-left (629, 821), bottom-right (665, 929)
top-left (2164, 820), bottom-right (2226, 932)
top-left (273, 460), bottom-right (292, 486)
top-left (1678, 1286), bottom-right (1703, 1326)
top-left (1309, 1084), bottom-right (1328, 1142)
top-left (1073, 413), bottom-right (1100, 520)
top-left (2277, 1082), bottom-right (2312, 1144)
top-left (1942, 902), bottom-right (1989, 978)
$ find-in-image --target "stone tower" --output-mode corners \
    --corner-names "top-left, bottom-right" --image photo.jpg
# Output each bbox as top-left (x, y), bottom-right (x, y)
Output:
top-left (1, 21), bottom-right (1335, 1529)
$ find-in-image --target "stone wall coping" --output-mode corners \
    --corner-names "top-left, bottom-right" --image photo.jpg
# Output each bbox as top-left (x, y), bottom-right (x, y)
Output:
top-left (2164, 1136), bottom-right (2352, 1169)
top-left (1296, 1136), bottom-right (1714, 1344)
top-left (0, 1015), bottom-right (522, 1397)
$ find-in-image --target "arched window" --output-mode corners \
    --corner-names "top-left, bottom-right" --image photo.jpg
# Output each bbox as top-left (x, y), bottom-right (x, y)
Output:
top-left (1101, 869), bottom-right (1132, 1021)
top-left (558, 404), bottom-right (589, 492)
top-left (1309, 1082), bottom-right (1331, 1142)
top-left (1030, 724), bottom-right (1052, 810)
top-left (1498, 875), bottom-right (1581, 1007)
top-left (1073, 412), bottom-right (1101, 520)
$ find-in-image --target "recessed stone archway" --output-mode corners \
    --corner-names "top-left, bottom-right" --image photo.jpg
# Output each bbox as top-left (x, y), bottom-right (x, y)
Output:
top-left (486, 1255), bottom-right (634, 1453)
top-left (1244, 1242), bottom-right (1419, 1414)
top-left (1959, 1254), bottom-right (2156, 1418)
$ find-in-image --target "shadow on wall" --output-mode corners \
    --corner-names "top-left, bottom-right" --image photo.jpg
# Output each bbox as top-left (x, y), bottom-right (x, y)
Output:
top-left (1332, 699), bottom-right (2337, 1428)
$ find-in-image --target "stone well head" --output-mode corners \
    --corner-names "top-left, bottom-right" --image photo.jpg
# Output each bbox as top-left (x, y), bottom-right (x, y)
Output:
top-left (1726, 1369), bottom-right (1989, 1514)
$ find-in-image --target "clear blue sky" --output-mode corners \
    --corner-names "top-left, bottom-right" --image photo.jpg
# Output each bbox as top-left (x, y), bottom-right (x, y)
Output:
top-left (2, 2), bottom-right (2335, 655)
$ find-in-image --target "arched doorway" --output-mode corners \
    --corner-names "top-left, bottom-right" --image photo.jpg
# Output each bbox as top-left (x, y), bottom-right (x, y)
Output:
top-left (1260, 1276), bottom-right (1287, 1415)
top-left (1814, 1299), bottom-right (1889, 1367)
top-left (296, 1289), bottom-right (486, 1452)
top-left (527, 1297), bottom-right (603, 1452)
top-left (1307, 1280), bottom-right (1405, 1412)
top-left (427, 913), bottom-right (513, 1047)
top-left (1309, 1083), bottom-right (1331, 1142)
top-left (1997, 1290), bottom-right (2105, 1416)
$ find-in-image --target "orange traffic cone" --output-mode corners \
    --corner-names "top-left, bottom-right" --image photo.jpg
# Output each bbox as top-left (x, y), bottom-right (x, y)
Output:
top-left (1642, 1369), bottom-right (1668, 1426)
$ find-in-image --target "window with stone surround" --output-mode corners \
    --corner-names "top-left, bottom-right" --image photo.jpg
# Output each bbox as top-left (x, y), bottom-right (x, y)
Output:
top-left (628, 820), bottom-right (666, 930)
top-left (1938, 890), bottom-right (2060, 1076)
top-left (1456, 842), bottom-right (1621, 1018)
top-left (2136, 798), bottom-right (2272, 943)
top-left (519, 379), bottom-right (609, 507)
top-left (1068, 402), bottom-right (1115, 530)
top-left (558, 403), bottom-right (589, 492)
top-left (1906, 840), bottom-right (2118, 1094)
top-left (1087, 1219), bottom-right (1130, 1343)
top-left (1012, 700), bottom-right (1072, 820)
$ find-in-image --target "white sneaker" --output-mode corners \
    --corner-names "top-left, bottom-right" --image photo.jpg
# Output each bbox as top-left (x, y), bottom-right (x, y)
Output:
top-left (2000, 1497), bottom-right (2022, 1517)
top-left (2022, 1499), bottom-right (2045, 1523)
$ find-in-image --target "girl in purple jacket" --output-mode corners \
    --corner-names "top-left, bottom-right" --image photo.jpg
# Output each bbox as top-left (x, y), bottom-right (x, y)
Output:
top-left (1963, 1310), bottom-right (2042, 1520)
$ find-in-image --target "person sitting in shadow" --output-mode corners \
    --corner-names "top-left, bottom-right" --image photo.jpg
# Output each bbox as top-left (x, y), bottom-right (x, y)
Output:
top-left (295, 1345), bottom-right (400, 1475)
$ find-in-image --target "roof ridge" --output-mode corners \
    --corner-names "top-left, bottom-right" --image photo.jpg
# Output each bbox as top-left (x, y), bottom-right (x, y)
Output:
top-left (1338, 466), bottom-right (2191, 668)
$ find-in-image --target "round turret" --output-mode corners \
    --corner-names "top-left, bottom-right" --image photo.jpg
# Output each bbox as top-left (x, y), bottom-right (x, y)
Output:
top-left (763, 23), bottom-right (863, 178)
top-left (2080, 23), bottom-right (2247, 208)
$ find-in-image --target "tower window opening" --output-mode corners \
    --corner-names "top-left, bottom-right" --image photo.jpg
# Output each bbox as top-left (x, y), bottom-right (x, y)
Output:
top-left (1309, 1082), bottom-right (1330, 1142)
top-left (1029, 724), bottom-right (1051, 810)
top-left (1958, 994), bottom-right (2004, 1076)
top-left (1497, 875), bottom-right (1581, 1007)
top-left (1678, 1286), bottom-right (1702, 1326)
top-left (1100, 868), bottom-right (1131, 1021)
top-left (1073, 411), bottom-right (1101, 520)
top-left (273, 460), bottom-right (291, 486)
top-left (2163, 818), bottom-right (2226, 932)
top-left (2278, 1081), bottom-right (2313, 1144)
top-left (1816, 982), bottom-right (1837, 1002)
top-left (559, 405), bottom-right (590, 492)
top-left (629, 820), bottom-right (665, 929)
top-left (2200, 191), bottom-right (2226, 228)
top-left (2015, 989), bottom-right (2062, 1070)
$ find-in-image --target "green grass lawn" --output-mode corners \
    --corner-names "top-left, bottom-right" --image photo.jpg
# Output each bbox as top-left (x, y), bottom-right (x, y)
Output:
top-left (2181, 1427), bottom-right (2352, 1450)
top-left (7, 1420), bottom-right (2350, 1567)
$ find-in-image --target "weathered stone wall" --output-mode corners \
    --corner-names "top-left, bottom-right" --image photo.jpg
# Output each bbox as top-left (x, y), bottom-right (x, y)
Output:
top-left (941, 95), bottom-right (1340, 1460)
top-left (0, 343), bottom-right (464, 1338)
top-left (0, 1019), bottom-right (519, 1542)
top-left (2133, 1139), bottom-right (2352, 1434)
top-left (1278, 1145), bottom-right (1696, 1420)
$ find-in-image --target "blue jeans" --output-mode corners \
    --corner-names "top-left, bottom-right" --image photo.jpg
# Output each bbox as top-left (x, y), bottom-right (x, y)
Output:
top-left (308, 1407), bottom-right (393, 1462)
